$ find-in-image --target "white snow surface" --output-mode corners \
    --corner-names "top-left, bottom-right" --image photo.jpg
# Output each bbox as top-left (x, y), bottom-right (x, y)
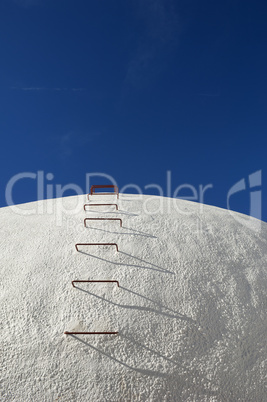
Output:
top-left (1, 193), bottom-right (267, 401)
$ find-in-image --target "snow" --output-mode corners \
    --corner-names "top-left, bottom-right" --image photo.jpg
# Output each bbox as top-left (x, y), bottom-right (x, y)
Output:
top-left (1, 193), bottom-right (266, 401)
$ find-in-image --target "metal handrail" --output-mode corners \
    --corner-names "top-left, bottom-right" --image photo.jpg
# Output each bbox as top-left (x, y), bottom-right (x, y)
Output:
top-left (75, 243), bottom-right (119, 252)
top-left (84, 218), bottom-right (122, 227)
top-left (90, 184), bottom-right (118, 194)
top-left (88, 185), bottom-right (119, 200)
top-left (84, 203), bottom-right (118, 211)
top-left (64, 331), bottom-right (118, 335)
top-left (72, 280), bottom-right (119, 288)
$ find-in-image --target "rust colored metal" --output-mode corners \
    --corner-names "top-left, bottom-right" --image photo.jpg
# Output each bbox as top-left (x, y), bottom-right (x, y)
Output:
top-left (64, 331), bottom-right (118, 335)
top-left (88, 185), bottom-right (119, 199)
top-left (84, 218), bottom-right (122, 228)
top-left (75, 243), bottom-right (119, 252)
top-left (84, 203), bottom-right (118, 211)
top-left (90, 184), bottom-right (119, 194)
top-left (72, 280), bottom-right (119, 288)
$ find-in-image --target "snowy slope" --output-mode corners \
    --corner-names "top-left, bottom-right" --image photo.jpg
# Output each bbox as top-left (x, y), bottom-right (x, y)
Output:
top-left (1, 193), bottom-right (267, 401)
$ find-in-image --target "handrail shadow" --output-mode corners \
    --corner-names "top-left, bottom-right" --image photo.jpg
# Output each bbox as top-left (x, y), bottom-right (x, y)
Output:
top-left (75, 285), bottom-right (194, 323)
top-left (120, 286), bottom-right (195, 322)
top-left (85, 225), bottom-right (157, 239)
top-left (70, 334), bottom-right (169, 377)
top-left (120, 251), bottom-right (172, 273)
top-left (78, 250), bottom-right (174, 275)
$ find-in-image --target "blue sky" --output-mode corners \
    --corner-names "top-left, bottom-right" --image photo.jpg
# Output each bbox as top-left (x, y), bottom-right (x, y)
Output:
top-left (0, 0), bottom-right (266, 221)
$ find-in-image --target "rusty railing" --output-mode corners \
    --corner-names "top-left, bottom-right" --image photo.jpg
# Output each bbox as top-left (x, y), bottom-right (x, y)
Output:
top-left (75, 243), bottom-right (119, 252)
top-left (72, 280), bottom-right (119, 288)
top-left (84, 203), bottom-right (118, 211)
top-left (88, 185), bottom-right (119, 199)
top-left (84, 218), bottom-right (122, 228)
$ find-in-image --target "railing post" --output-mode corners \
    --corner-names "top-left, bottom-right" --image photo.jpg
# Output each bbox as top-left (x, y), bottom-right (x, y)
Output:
top-left (88, 185), bottom-right (119, 199)
top-left (83, 218), bottom-right (122, 227)
top-left (75, 243), bottom-right (119, 252)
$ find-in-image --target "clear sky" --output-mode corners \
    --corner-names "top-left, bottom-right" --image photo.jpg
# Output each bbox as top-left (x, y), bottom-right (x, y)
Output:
top-left (0, 0), bottom-right (266, 221)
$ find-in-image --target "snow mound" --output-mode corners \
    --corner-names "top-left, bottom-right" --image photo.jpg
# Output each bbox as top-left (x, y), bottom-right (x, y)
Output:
top-left (1, 194), bottom-right (266, 401)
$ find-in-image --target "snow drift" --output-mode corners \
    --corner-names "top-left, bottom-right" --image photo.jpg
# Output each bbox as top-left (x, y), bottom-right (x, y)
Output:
top-left (1, 194), bottom-right (266, 401)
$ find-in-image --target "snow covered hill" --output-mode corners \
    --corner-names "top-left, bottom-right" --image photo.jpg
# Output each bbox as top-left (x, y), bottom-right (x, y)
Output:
top-left (1, 194), bottom-right (266, 401)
